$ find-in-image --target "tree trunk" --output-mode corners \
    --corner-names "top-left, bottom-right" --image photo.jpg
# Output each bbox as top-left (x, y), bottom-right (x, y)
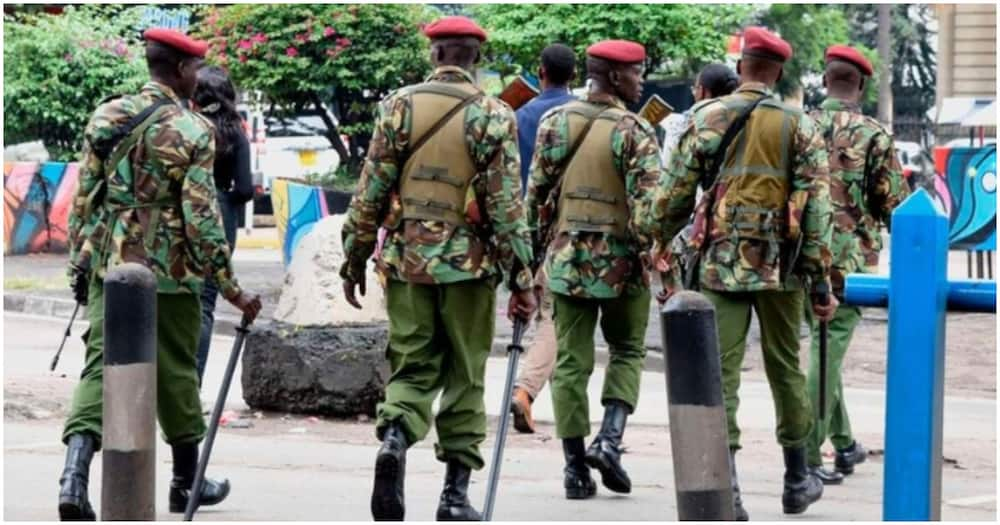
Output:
top-left (308, 93), bottom-right (350, 168)
top-left (877, 4), bottom-right (893, 131)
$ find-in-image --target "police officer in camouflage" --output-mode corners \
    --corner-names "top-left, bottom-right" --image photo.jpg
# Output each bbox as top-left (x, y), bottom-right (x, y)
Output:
top-left (339, 16), bottom-right (536, 521)
top-left (804, 45), bottom-right (910, 485)
top-left (647, 27), bottom-right (837, 518)
top-left (59, 28), bottom-right (262, 520)
top-left (525, 39), bottom-right (662, 501)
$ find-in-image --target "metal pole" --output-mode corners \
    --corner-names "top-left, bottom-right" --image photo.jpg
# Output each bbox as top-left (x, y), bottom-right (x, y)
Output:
top-left (818, 293), bottom-right (829, 421)
top-left (661, 291), bottom-right (734, 521)
top-left (482, 318), bottom-right (526, 521)
top-left (976, 251), bottom-right (984, 279)
top-left (184, 316), bottom-right (252, 520)
top-left (101, 263), bottom-right (157, 520)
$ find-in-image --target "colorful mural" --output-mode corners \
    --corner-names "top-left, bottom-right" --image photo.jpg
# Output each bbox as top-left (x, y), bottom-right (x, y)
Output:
top-left (931, 146), bottom-right (997, 251)
top-left (3, 162), bottom-right (80, 255)
top-left (270, 177), bottom-right (331, 265)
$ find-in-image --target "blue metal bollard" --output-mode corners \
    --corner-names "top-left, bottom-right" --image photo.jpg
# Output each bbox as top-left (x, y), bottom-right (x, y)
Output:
top-left (846, 275), bottom-right (996, 313)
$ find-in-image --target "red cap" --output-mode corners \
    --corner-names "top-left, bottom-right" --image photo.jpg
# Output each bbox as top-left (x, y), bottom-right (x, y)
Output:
top-left (586, 40), bottom-right (646, 64)
top-left (826, 45), bottom-right (873, 76)
top-left (143, 27), bottom-right (208, 58)
top-left (423, 16), bottom-right (487, 42)
top-left (741, 26), bottom-right (792, 62)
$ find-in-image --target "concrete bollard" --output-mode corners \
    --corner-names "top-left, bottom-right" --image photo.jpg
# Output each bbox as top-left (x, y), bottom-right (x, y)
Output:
top-left (101, 263), bottom-right (157, 520)
top-left (661, 291), bottom-right (734, 521)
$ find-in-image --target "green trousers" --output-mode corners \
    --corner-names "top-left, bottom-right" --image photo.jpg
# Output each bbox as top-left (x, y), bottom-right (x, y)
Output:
top-left (376, 278), bottom-right (496, 470)
top-left (805, 303), bottom-right (861, 466)
top-left (703, 289), bottom-right (813, 450)
top-left (550, 288), bottom-right (650, 439)
top-left (62, 280), bottom-right (207, 449)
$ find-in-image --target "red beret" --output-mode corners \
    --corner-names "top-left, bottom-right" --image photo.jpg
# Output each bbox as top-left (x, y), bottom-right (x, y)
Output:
top-left (423, 16), bottom-right (487, 42)
top-left (826, 45), bottom-right (873, 76)
top-left (586, 40), bottom-right (646, 64)
top-left (143, 28), bottom-right (208, 58)
top-left (742, 26), bottom-right (792, 62)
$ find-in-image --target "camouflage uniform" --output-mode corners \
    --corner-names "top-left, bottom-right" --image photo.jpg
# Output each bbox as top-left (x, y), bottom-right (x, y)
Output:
top-left (804, 97), bottom-right (909, 466)
top-left (648, 82), bottom-right (833, 450)
top-left (340, 66), bottom-right (533, 470)
top-left (64, 81), bottom-right (240, 447)
top-left (525, 92), bottom-right (661, 439)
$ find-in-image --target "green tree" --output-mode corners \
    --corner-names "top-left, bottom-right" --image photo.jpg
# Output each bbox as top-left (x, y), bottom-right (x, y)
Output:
top-left (3, 5), bottom-right (148, 160)
top-left (840, 4), bottom-right (936, 121)
top-left (197, 4), bottom-right (434, 174)
top-left (472, 4), bottom-right (751, 83)
top-left (754, 4), bottom-right (873, 106)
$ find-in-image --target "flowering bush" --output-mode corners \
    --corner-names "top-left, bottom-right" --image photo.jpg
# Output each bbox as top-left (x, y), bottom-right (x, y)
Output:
top-left (3, 5), bottom-right (148, 160)
top-left (197, 4), bottom-right (434, 174)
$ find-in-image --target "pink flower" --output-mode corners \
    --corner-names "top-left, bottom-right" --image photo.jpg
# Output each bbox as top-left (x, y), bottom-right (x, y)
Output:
top-left (295, 33), bottom-right (308, 44)
top-left (323, 26), bottom-right (336, 38)
top-left (238, 40), bottom-right (253, 50)
top-left (286, 47), bottom-right (299, 57)
top-left (251, 33), bottom-right (268, 44)
top-left (114, 41), bottom-right (128, 57)
top-left (326, 48), bottom-right (340, 58)
top-left (336, 37), bottom-right (352, 48)
top-left (238, 54), bottom-right (248, 63)
top-left (64, 53), bottom-right (74, 63)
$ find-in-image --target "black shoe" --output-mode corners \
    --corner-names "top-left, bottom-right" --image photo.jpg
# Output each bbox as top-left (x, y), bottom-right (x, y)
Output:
top-left (585, 400), bottom-right (632, 494)
top-left (835, 441), bottom-right (867, 475)
top-left (435, 460), bottom-right (482, 521)
top-left (168, 441), bottom-right (231, 513)
top-left (809, 465), bottom-right (845, 485)
top-left (58, 433), bottom-right (97, 521)
top-left (729, 449), bottom-right (749, 521)
top-left (372, 423), bottom-right (408, 521)
top-left (563, 438), bottom-right (597, 500)
top-left (782, 447), bottom-right (823, 514)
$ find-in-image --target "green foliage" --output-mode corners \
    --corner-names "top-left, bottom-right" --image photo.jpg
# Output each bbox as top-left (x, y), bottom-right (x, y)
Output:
top-left (755, 4), bottom-right (863, 104)
top-left (840, 4), bottom-right (936, 120)
top-left (196, 4), bottom-right (434, 174)
top-left (3, 5), bottom-right (148, 161)
top-left (303, 164), bottom-right (358, 192)
top-left (472, 4), bottom-right (751, 83)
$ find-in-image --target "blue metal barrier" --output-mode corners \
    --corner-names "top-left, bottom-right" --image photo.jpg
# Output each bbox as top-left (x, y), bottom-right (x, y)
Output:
top-left (843, 189), bottom-right (996, 520)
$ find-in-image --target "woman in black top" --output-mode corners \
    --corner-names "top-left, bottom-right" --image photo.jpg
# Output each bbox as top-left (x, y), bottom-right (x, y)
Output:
top-left (192, 65), bottom-right (255, 384)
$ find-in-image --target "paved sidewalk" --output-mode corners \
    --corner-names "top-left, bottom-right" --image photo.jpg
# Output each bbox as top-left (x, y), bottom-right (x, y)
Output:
top-left (4, 312), bottom-right (997, 521)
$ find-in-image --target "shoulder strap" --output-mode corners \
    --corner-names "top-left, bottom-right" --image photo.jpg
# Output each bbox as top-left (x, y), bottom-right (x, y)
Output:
top-left (703, 95), bottom-right (769, 190)
top-left (104, 100), bottom-right (176, 176)
top-left (403, 90), bottom-right (484, 166)
top-left (91, 97), bottom-right (175, 162)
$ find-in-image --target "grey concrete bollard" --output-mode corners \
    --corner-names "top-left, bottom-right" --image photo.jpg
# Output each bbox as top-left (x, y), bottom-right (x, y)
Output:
top-left (101, 263), bottom-right (157, 520)
top-left (661, 291), bottom-right (734, 521)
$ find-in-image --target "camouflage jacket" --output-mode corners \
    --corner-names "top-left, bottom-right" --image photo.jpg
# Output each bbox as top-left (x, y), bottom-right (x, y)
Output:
top-left (647, 82), bottom-right (833, 293)
top-left (525, 92), bottom-right (662, 299)
top-left (340, 66), bottom-right (534, 291)
top-left (68, 82), bottom-right (240, 299)
top-left (809, 97), bottom-right (909, 296)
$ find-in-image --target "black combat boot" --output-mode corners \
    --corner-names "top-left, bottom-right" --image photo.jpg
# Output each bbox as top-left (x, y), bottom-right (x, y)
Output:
top-left (585, 399), bottom-right (631, 494)
top-left (58, 433), bottom-right (97, 521)
top-left (729, 449), bottom-right (749, 521)
top-left (782, 447), bottom-right (823, 514)
top-left (834, 441), bottom-right (867, 475)
top-left (563, 437), bottom-right (597, 499)
top-left (168, 441), bottom-right (231, 513)
top-left (371, 422), bottom-right (408, 521)
top-left (435, 460), bottom-right (482, 521)
top-left (809, 465), bottom-right (845, 485)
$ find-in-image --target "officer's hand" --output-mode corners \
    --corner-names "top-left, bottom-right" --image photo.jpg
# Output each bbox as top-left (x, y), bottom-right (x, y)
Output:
top-left (508, 288), bottom-right (537, 322)
top-left (343, 279), bottom-right (366, 310)
top-left (69, 265), bottom-right (89, 306)
top-left (811, 294), bottom-right (839, 322)
top-left (229, 291), bottom-right (262, 322)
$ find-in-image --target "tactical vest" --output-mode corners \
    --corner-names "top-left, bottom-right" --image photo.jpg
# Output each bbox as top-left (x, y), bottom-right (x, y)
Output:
top-left (554, 101), bottom-right (630, 238)
top-left (711, 96), bottom-right (802, 243)
top-left (398, 81), bottom-right (483, 225)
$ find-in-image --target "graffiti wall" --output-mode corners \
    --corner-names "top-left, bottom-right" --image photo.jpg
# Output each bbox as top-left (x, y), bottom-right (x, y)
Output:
top-left (270, 177), bottom-right (331, 266)
top-left (3, 162), bottom-right (80, 255)
top-left (931, 146), bottom-right (997, 251)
